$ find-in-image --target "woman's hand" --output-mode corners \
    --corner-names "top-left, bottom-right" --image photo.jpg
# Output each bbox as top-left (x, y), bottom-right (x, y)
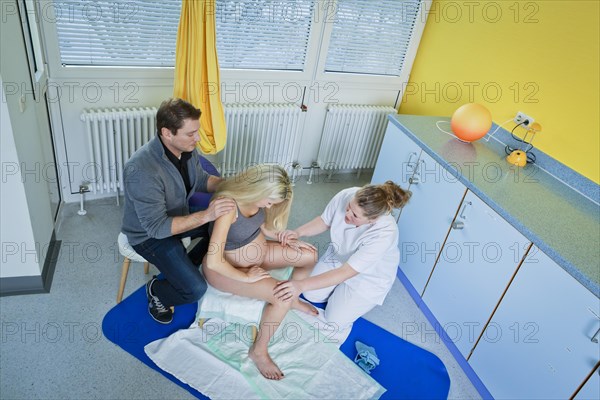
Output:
top-left (278, 229), bottom-right (299, 246)
top-left (273, 280), bottom-right (304, 302)
top-left (245, 266), bottom-right (270, 283)
top-left (286, 239), bottom-right (317, 252)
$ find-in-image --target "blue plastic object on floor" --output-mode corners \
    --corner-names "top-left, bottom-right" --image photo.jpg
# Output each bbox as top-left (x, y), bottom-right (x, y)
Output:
top-left (354, 341), bottom-right (380, 374)
top-left (103, 286), bottom-right (451, 399)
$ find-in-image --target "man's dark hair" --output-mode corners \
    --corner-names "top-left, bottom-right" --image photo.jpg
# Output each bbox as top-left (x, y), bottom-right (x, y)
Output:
top-left (156, 98), bottom-right (201, 136)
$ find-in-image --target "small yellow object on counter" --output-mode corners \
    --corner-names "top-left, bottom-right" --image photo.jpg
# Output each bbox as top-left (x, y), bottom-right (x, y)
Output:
top-left (506, 150), bottom-right (528, 167)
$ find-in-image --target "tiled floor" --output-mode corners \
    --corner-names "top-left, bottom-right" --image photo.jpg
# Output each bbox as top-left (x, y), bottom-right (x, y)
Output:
top-left (0, 171), bottom-right (480, 399)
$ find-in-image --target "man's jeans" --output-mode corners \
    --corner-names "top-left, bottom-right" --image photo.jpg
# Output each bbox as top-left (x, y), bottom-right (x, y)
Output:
top-left (132, 225), bottom-right (209, 307)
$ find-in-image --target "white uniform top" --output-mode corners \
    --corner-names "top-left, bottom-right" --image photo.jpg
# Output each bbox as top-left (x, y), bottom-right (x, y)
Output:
top-left (321, 187), bottom-right (400, 305)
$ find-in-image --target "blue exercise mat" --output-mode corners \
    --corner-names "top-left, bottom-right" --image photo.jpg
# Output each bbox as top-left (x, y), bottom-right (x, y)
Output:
top-left (103, 285), bottom-right (450, 399)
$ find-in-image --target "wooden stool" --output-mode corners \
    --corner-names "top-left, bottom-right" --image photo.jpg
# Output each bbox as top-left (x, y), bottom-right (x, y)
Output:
top-left (116, 232), bottom-right (150, 303)
top-left (116, 233), bottom-right (190, 303)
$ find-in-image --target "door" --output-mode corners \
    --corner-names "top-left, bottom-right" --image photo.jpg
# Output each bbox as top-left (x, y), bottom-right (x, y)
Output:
top-left (371, 121), bottom-right (423, 221)
top-left (17, 0), bottom-right (61, 220)
top-left (422, 190), bottom-right (531, 357)
top-left (396, 149), bottom-right (467, 295)
top-left (469, 247), bottom-right (600, 399)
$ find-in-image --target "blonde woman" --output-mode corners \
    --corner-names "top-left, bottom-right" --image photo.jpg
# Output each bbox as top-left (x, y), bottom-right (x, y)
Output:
top-left (202, 164), bottom-right (317, 380)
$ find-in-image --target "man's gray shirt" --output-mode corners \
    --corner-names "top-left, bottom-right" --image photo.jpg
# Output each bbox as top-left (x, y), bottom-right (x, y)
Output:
top-left (121, 136), bottom-right (209, 246)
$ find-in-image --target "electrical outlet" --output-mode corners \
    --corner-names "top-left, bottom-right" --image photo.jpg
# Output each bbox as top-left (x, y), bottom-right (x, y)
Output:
top-left (514, 112), bottom-right (534, 128)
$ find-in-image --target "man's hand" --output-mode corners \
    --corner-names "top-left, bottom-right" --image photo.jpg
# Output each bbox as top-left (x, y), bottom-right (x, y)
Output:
top-left (205, 197), bottom-right (236, 222)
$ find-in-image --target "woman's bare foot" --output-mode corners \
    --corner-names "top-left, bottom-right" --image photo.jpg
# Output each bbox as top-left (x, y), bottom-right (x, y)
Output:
top-left (248, 345), bottom-right (284, 380)
top-left (292, 299), bottom-right (318, 316)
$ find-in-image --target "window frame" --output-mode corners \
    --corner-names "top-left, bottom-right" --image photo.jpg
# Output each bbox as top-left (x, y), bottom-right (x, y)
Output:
top-left (39, 0), bottom-right (430, 90)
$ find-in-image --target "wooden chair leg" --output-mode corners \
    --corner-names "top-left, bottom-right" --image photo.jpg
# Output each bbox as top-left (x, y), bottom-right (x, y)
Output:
top-left (117, 258), bottom-right (131, 303)
top-left (143, 261), bottom-right (149, 274)
top-left (198, 318), bottom-right (206, 328)
top-left (250, 326), bottom-right (258, 342)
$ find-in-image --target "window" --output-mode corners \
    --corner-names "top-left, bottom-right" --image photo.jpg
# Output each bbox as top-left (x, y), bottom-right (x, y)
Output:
top-left (54, 0), bottom-right (181, 67)
top-left (325, 0), bottom-right (422, 76)
top-left (53, 0), bottom-right (314, 70)
top-left (52, 0), bottom-right (422, 76)
top-left (216, 0), bottom-right (314, 70)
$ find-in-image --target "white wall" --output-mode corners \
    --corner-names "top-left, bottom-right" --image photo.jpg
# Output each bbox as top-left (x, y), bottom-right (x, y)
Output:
top-left (39, 1), bottom-right (427, 203)
top-left (0, 2), bottom-right (55, 279)
top-left (1, 76), bottom-right (42, 278)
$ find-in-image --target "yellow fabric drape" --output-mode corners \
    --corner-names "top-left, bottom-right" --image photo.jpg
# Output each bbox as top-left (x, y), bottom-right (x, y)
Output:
top-left (173, 0), bottom-right (226, 154)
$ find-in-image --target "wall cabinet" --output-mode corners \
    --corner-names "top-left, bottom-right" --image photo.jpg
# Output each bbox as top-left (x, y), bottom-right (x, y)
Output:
top-left (371, 122), bottom-right (422, 189)
top-left (372, 118), bottom-right (599, 399)
top-left (574, 367), bottom-right (600, 400)
top-left (395, 148), bottom-right (467, 295)
top-left (372, 122), bottom-right (466, 294)
top-left (422, 190), bottom-right (531, 357)
top-left (468, 247), bottom-right (600, 399)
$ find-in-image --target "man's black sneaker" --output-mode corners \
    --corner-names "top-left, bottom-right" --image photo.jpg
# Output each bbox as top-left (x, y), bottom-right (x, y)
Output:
top-left (146, 276), bottom-right (173, 324)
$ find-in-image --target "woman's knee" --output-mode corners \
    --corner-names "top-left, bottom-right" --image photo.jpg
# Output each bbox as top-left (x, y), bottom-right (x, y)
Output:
top-left (294, 246), bottom-right (317, 267)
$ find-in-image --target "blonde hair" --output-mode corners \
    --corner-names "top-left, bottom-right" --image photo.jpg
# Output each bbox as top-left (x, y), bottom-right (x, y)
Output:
top-left (355, 181), bottom-right (412, 219)
top-left (215, 164), bottom-right (293, 231)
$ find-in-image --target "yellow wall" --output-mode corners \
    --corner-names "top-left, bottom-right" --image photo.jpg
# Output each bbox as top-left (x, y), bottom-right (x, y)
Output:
top-left (400, 0), bottom-right (600, 184)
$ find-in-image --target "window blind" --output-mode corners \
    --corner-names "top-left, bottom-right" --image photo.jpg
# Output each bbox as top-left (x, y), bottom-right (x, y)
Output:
top-left (216, 0), bottom-right (314, 70)
top-left (325, 0), bottom-right (422, 76)
top-left (54, 0), bottom-right (181, 67)
top-left (54, 0), bottom-right (314, 70)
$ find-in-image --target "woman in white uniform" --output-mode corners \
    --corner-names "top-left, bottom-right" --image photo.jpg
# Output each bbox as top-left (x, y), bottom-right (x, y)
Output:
top-left (275, 181), bottom-right (411, 344)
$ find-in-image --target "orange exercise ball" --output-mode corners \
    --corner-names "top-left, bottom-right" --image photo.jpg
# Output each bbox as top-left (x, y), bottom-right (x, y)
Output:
top-left (450, 103), bottom-right (492, 142)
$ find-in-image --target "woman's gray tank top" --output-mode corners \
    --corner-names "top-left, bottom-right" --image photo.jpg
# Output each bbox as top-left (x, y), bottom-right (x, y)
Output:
top-left (209, 206), bottom-right (265, 251)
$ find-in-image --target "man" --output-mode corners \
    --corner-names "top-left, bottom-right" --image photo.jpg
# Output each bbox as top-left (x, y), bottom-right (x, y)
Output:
top-left (122, 98), bottom-right (235, 324)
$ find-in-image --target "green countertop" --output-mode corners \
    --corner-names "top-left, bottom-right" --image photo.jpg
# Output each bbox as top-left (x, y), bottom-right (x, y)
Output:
top-left (389, 114), bottom-right (600, 297)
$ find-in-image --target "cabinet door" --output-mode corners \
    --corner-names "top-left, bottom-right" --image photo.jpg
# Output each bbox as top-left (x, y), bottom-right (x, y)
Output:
top-left (371, 122), bottom-right (422, 188)
top-left (469, 247), bottom-right (600, 400)
top-left (574, 366), bottom-right (600, 400)
top-left (422, 190), bottom-right (530, 357)
top-left (397, 149), bottom-right (466, 295)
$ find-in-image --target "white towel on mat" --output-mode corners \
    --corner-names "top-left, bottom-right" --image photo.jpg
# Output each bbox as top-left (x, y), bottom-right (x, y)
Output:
top-left (144, 312), bottom-right (386, 399)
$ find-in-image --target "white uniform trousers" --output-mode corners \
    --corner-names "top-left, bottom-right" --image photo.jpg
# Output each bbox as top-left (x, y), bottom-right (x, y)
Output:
top-left (303, 256), bottom-right (377, 345)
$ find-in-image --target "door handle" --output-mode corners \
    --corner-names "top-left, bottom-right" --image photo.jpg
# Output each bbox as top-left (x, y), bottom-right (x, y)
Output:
top-left (406, 152), bottom-right (418, 170)
top-left (451, 221), bottom-right (464, 230)
top-left (458, 201), bottom-right (472, 220)
top-left (588, 307), bottom-right (600, 343)
top-left (451, 201), bottom-right (472, 230)
top-left (592, 327), bottom-right (600, 343)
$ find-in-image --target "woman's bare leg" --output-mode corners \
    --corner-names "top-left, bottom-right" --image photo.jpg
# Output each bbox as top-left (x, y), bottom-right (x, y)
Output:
top-left (248, 302), bottom-right (289, 380)
top-left (202, 262), bottom-right (291, 379)
top-left (260, 241), bottom-right (318, 315)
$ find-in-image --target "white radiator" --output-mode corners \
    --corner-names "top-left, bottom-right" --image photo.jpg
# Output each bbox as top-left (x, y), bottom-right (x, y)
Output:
top-left (220, 104), bottom-right (302, 176)
top-left (317, 104), bottom-right (397, 171)
top-left (80, 107), bottom-right (157, 194)
top-left (81, 104), bottom-right (303, 193)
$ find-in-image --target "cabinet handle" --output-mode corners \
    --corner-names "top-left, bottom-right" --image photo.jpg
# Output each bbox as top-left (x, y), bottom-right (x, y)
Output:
top-left (592, 327), bottom-right (600, 343)
top-left (588, 307), bottom-right (600, 343)
top-left (409, 160), bottom-right (424, 185)
top-left (407, 152), bottom-right (418, 170)
top-left (451, 221), bottom-right (465, 230)
top-left (459, 201), bottom-right (472, 219)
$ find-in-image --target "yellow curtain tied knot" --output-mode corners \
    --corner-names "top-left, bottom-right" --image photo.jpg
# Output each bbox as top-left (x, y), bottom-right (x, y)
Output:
top-left (173, 0), bottom-right (226, 154)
